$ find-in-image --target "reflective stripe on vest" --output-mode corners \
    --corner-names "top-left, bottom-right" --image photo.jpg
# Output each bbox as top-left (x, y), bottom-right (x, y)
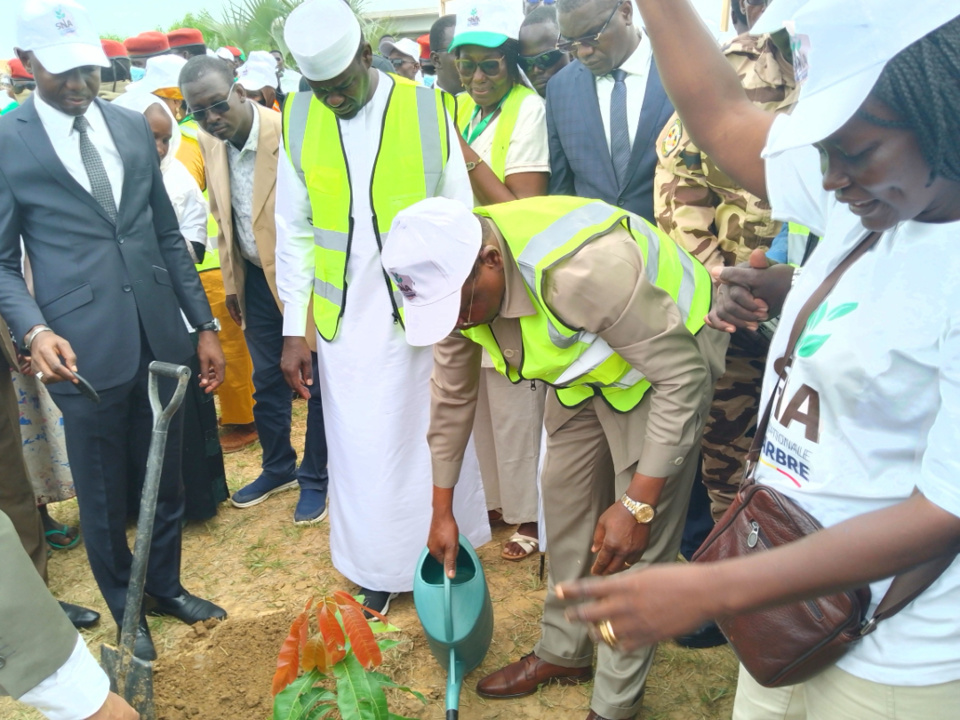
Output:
top-left (786, 222), bottom-right (815, 266)
top-left (179, 117), bottom-right (199, 141)
top-left (462, 197), bottom-right (712, 413)
top-left (283, 79), bottom-right (449, 341)
top-left (456, 84), bottom-right (536, 182)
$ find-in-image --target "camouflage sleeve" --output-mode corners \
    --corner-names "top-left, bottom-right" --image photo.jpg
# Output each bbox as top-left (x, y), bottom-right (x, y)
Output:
top-left (654, 116), bottom-right (726, 274)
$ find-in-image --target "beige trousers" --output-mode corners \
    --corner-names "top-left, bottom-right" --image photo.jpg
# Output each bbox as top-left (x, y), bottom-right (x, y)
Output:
top-left (733, 663), bottom-right (960, 720)
top-left (472, 368), bottom-right (545, 525)
top-left (534, 394), bottom-right (703, 719)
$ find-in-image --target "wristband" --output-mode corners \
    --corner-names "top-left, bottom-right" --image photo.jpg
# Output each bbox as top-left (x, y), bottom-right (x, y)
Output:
top-left (24, 325), bottom-right (52, 352)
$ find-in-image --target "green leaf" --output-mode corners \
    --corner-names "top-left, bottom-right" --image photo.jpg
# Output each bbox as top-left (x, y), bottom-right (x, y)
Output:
top-left (376, 638), bottom-right (401, 652)
top-left (826, 302), bottom-right (858, 321)
top-left (369, 621), bottom-right (401, 634)
top-left (333, 652), bottom-right (390, 720)
top-left (274, 671), bottom-right (332, 720)
top-left (807, 301), bottom-right (828, 330)
top-left (387, 714), bottom-right (420, 720)
top-left (797, 333), bottom-right (830, 358)
top-left (367, 670), bottom-right (427, 704)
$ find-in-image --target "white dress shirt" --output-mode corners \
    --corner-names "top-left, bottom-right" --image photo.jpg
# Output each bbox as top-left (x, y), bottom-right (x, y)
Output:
top-left (226, 102), bottom-right (261, 267)
top-left (594, 31), bottom-right (653, 152)
top-left (18, 635), bottom-right (110, 720)
top-left (33, 93), bottom-right (124, 210)
top-left (275, 71), bottom-right (473, 337)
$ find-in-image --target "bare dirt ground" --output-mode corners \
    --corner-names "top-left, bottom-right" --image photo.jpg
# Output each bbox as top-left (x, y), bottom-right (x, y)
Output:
top-left (2, 400), bottom-right (738, 720)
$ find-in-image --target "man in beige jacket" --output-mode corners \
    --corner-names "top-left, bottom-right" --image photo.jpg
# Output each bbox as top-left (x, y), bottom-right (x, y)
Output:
top-left (382, 197), bottom-right (724, 720)
top-left (180, 56), bottom-right (329, 524)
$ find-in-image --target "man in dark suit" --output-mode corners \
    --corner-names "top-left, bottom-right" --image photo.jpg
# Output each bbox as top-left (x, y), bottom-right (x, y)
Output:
top-left (0, 0), bottom-right (226, 661)
top-left (546, 0), bottom-right (675, 224)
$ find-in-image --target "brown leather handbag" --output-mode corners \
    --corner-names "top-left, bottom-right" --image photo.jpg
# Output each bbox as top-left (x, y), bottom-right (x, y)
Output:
top-left (693, 233), bottom-right (956, 688)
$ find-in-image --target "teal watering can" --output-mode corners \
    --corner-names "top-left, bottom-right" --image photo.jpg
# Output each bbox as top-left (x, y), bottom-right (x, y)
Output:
top-left (413, 535), bottom-right (493, 720)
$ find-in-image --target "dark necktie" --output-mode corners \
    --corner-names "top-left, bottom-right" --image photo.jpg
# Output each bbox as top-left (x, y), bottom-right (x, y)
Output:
top-left (609, 68), bottom-right (631, 188)
top-left (73, 115), bottom-right (118, 222)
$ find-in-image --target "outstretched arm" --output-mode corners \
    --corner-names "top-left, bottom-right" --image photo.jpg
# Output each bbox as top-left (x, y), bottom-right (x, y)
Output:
top-left (636, 0), bottom-right (774, 198)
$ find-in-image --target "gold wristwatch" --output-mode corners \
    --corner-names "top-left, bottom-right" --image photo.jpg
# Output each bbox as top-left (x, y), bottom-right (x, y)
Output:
top-left (619, 493), bottom-right (656, 524)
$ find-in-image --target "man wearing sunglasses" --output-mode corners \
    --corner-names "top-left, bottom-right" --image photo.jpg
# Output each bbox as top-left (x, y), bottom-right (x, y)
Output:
top-left (180, 56), bottom-right (332, 528)
top-left (546, 0), bottom-right (674, 226)
top-left (519, 4), bottom-right (570, 98)
top-left (379, 37), bottom-right (422, 83)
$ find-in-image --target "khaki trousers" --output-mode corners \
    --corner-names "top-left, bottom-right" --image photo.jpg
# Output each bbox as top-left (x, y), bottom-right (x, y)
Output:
top-left (1, 357), bottom-right (47, 581)
top-left (473, 368), bottom-right (545, 525)
top-left (534, 394), bottom-right (703, 719)
top-left (200, 269), bottom-right (256, 426)
top-left (733, 663), bottom-right (960, 720)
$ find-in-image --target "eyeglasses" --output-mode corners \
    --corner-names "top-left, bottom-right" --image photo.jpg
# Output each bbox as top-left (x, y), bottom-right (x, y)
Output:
top-left (557, 0), bottom-right (624, 54)
top-left (519, 49), bottom-right (566, 73)
top-left (187, 83), bottom-right (237, 120)
top-left (389, 57), bottom-right (416, 69)
top-left (454, 57), bottom-right (506, 78)
top-left (457, 268), bottom-right (480, 328)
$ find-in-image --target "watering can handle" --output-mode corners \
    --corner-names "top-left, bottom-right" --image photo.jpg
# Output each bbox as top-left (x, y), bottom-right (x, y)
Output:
top-left (443, 571), bottom-right (454, 641)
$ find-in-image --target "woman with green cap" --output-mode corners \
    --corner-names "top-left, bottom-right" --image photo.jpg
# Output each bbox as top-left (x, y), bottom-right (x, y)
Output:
top-left (451, 0), bottom-right (550, 205)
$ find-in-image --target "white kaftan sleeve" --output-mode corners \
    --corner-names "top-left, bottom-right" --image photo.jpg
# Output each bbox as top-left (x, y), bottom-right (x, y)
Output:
top-left (275, 136), bottom-right (317, 338)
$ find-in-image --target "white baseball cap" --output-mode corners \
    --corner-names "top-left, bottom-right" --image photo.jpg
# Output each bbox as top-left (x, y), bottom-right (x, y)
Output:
top-left (16, 0), bottom-right (109, 74)
top-left (237, 52), bottom-right (278, 91)
top-left (215, 47), bottom-right (234, 61)
top-left (449, 0), bottom-right (522, 52)
top-left (285, 0), bottom-right (362, 82)
top-left (125, 54), bottom-right (186, 94)
top-left (753, 0), bottom-right (959, 156)
top-left (380, 37), bottom-right (421, 62)
top-left (381, 198), bottom-right (483, 347)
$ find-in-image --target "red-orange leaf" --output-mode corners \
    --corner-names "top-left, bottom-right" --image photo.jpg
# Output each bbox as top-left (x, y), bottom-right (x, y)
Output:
top-left (333, 590), bottom-right (388, 625)
top-left (339, 603), bottom-right (382, 670)
top-left (318, 601), bottom-right (346, 652)
top-left (301, 634), bottom-right (330, 673)
top-left (272, 612), bottom-right (309, 695)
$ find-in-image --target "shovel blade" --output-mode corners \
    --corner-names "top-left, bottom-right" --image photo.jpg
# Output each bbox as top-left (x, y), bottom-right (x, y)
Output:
top-left (101, 644), bottom-right (156, 720)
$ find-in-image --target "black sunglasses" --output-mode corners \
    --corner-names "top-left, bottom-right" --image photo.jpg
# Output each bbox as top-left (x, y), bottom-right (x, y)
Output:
top-left (10, 80), bottom-right (36, 94)
top-left (389, 57), bottom-right (416, 69)
top-left (454, 57), bottom-right (506, 78)
top-left (187, 83), bottom-right (237, 120)
top-left (557, 0), bottom-right (624, 54)
top-left (519, 49), bottom-right (566, 72)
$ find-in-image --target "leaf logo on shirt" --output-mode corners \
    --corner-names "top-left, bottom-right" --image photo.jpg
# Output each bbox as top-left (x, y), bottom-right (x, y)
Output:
top-left (796, 301), bottom-right (858, 358)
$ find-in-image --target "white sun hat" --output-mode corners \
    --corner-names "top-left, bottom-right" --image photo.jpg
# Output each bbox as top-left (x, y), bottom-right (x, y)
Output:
top-left (125, 54), bottom-right (186, 94)
top-left (753, 0), bottom-right (959, 156)
top-left (237, 52), bottom-right (278, 91)
top-left (284, 0), bottom-right (362, 82)
top-left (380, 198), bottom-right (483, 347)
top-left (380, 37), bottom-right (420, 62)
top-left (15, 0), bottom-right (109, 74)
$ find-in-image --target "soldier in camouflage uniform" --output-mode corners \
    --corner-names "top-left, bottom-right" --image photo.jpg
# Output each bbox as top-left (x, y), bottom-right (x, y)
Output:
top-left (654, 31), bottom-right (799, 521)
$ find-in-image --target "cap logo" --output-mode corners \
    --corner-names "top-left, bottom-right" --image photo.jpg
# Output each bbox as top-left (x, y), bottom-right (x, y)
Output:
top-left (54, 6), bottom-right (77, 37)
top-left (392, 272), bottom-right (417, 300)
top-left (784, 22), bottom-right (810, 87)
top-left (467, 8), bottom-right (481, 26)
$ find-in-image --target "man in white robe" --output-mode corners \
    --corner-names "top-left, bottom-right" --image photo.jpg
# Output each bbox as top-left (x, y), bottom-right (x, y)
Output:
top-left (274, 0), bottom-right (489, 614)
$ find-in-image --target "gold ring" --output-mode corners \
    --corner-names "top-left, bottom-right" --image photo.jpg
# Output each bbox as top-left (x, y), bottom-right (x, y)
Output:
top-left (598, 620), bottom-right (618, 648)
top-left (623, 561), bottom-right (632, 568)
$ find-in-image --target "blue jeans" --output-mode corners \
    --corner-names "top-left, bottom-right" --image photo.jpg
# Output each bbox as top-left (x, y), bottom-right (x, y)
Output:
top-left (242, 261), bottom-right (328, 492)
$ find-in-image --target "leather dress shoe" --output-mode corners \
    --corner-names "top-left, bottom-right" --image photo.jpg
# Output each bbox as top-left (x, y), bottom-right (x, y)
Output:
top-left (59, 601), bottom-right (100, 629)
top-left (476, 653), bottom-right (592, 699)
top-left (117, 618), bottom-right (156, 661)
top-left (674, 621), bottom-right (728, 649)
top-left (146, 590), bottom-right (227, 625)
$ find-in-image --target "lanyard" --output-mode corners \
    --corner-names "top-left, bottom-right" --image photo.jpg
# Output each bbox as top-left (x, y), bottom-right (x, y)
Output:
top-left (462, 93), bottom-right (508, 145)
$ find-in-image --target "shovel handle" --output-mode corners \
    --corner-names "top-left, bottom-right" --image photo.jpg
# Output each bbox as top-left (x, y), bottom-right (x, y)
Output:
top-left (148, 362), bottom-right (191, 431)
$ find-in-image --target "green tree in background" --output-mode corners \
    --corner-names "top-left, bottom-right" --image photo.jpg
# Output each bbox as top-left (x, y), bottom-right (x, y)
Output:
top-left (167, 0), bottom-right (395, 71)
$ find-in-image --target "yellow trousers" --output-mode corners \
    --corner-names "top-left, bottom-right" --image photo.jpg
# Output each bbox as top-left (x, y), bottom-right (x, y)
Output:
top-left (199, 269), bottom-right (255, 425)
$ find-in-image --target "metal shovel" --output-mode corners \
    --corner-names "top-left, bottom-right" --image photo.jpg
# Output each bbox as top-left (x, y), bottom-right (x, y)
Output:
top-left (101, 361), bottom-right (191, 720)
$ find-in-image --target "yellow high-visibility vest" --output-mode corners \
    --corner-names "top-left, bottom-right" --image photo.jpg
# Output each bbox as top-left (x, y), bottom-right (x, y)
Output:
top-left (462, 197), bottom-right (713, 412)
top-left (456, 83), bottom-right (536, 182)
top-left (282, 78), bottom-right (450, 341)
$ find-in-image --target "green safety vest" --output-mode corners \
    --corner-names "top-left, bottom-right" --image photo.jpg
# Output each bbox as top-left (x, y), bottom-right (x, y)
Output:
top-left (786, 222), bottom-right (817, 266)
top-left (456, 84), bottom-right (536, 182)
top-left (282, 77), bottom-right (450, 341)
top-left (462, 197), bottom-right (713, 413)
top-left (179, 116), bottom-right (199, 140)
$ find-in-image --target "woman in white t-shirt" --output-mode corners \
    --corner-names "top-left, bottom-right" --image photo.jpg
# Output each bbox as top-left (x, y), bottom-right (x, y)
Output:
top-left (555, 1), bottom-right (960, 718)
top-left (444, 10), bottom-right (551, 562)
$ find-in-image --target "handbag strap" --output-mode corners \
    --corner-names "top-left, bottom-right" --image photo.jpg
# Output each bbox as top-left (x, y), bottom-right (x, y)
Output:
top-left (741, 231), bottom-right (956, 634)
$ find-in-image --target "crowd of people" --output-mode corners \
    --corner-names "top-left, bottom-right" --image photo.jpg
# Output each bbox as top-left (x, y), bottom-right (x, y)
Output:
top-left (1, 0), bottom-right (959, 718)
